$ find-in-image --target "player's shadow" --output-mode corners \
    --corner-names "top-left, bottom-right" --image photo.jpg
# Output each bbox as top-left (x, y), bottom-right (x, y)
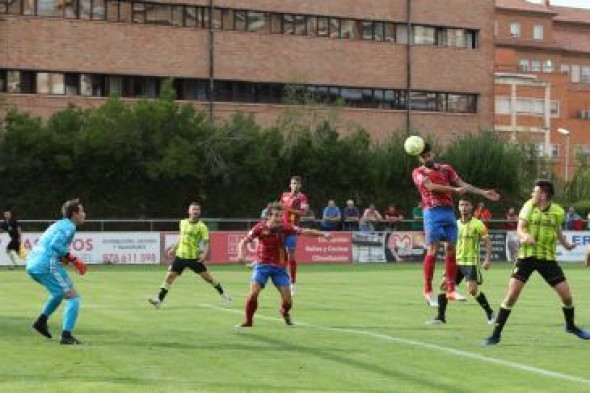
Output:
top-left (238, 332), bottom-right (473, 393)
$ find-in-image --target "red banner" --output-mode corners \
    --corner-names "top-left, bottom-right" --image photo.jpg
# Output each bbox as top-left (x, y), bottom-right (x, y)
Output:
top-left (208, 232), bottom-right (352, 264)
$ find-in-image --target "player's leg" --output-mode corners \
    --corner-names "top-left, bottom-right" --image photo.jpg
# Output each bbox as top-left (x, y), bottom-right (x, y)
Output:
top-left (238, 265), bottom-right (267, 327)
top-left (484, 259), bottom-right (531, 346)
top-left (465, 266), bottom-right (494, 323)
top-left (440, 212), bottom-right (462, 300)
top-left (423, 242), bottom-right (439, 307)
top-left (285, 234), bottom-right (298, 295)
top-left (429, 277), bottom-right (448, 324)
top-left (271, 266), bottom-right (293, 325)
top-left (30, 272), bottom-right (64, 339)
top-left (6, 242), bottom-right (19, 269)
top-left (150, 257), bottom-right (185, 308)
top-left (198, 268), bottom-right (232, 305)
top-left (542, 262), bottom-right (590, 340)
top-left (61, 288), bottom-right (81, 345)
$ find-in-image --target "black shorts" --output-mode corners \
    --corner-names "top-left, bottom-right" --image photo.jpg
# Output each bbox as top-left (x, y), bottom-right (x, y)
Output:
top-left (512, 257), bottom-right (566, 287)
top-left (455, 265), bottom-right (482, 285)
top-left (169, 257), bottom-right (207, 275)
top-left (6, 239), bottom-right (20, 252)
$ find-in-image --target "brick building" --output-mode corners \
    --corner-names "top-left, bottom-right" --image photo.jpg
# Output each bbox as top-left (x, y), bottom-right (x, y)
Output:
top-left (495, 0), bottom-right (590, 180)
top-left (0, 0), bottom-right (495, 141)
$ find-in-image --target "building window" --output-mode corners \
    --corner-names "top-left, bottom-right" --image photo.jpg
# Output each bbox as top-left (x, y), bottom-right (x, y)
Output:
top-left (581, 66), bottom-right (590, 83)
top-left (37, 72), bottom-right (65, 95)
top-left (413, 25), bottom-right (436, 45)
top-left (495, 97), bottom-right (510, 114)
top-left (571, 65), bottom-right (581, 83)
top-left (248, 11), bottom-right (269, 33)
top-left (447, 94), bottom-right (477, 113)
top-left (146, 4), bottom-right (172, 25)
top-left (6, 70), bottom-right (34, 93)
top-left (560, 64), bottom-right (570, 74)
top-left (533, 25), bottom-right (544, 40)
top-left (329, 18), bottom-right (340, 38)
top-left (361, 21), bottom-right (374, 40)
top-left (316, 16), bottom-right (329, 37)
top-left (510, 23), bottom-right (521, 38)
top-left (542, 60), bottom-right (553, 73)
top-left (4, 0), bottom-right (22, 14)
top-left (534, 143), bottom-right (558, 158)
top-left (519, 59), bottom-right (529, 72)
top-left (396, 24), bottom-right (408, 44)
top-left (531, 60), bottom-right (541, 72)
top-left (22, 0), bottom-right (34, 15)
top-left (37, 0), bottom-right (60, 16)
top-left (80, 74), bottom-right (104, 96)
top-left (340, 19), bottom-right (358, 39)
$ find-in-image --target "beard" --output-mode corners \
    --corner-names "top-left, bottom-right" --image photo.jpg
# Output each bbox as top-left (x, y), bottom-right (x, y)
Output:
top-left (423, 160), bottom-right (435, 168)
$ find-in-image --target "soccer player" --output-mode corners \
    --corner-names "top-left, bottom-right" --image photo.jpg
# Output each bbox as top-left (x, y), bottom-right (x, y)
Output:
top-left (26, 199), bottom-right (88, 345)
top-left (149, 202), bottom-right (231, 308)
top-left (1, 208), bottom-right (22, 269)
top-left (429, 198), bottom-right (495, 324)
top-left (412, 142), bottom-right (500, 307)
top-left (279, 175), bottom-right (309, 295)
top-left (484, 180), bottom-right (590, 346)
top-left (235, 202), bottom-right (330, 327)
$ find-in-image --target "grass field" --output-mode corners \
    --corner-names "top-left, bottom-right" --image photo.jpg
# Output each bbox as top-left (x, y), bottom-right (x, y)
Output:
top-left (2, 262), bottom-right (590, 393)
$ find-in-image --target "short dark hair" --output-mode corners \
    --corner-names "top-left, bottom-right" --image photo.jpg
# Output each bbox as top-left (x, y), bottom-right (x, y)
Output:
top-left (419, 142), bottom-right (432, 156)
top-left (62, 199), bottom-right (82, 219)
top-left (268, 202), bottom-right (283, 216)
top-left (458, 197), bottom-right (472, 204)
top-left (535, 179), bottom-right (555, 199)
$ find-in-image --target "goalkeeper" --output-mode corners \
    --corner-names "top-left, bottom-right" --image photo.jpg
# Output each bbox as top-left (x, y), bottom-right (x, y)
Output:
top-left (26, 199), bottom-right (88, 345)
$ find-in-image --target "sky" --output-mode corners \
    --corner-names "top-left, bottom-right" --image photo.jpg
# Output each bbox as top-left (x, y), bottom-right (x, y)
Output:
top-left (543, 0), bottom-right (590, 9)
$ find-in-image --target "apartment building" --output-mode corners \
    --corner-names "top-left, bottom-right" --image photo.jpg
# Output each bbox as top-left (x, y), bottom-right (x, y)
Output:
top-left (0, 0), bottom-right (495, 141)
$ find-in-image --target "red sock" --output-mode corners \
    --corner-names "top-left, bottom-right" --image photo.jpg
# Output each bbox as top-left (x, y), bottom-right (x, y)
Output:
top-left (280, 300), bottom-right (292, 317)
top-left (288, 258), bottom-right (297, 284)
top-left (445, 254), bottom-right (457, 293)
top-left (244, 295), bottom-right (258, 325)
top-left (423, 254), bottom-right (436, 293)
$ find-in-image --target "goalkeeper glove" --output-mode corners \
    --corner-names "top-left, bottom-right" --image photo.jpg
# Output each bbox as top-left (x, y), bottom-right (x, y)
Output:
top-left (61, 253), bottom-right (88, 275)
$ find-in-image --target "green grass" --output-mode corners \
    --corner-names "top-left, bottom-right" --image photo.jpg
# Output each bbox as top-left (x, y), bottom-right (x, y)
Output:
top-left (2, 263), bottom-right (590, 393)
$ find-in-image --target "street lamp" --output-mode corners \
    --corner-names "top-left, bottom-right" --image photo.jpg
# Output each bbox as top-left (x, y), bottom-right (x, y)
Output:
top-left (558, 128), bottom-right (570, 181)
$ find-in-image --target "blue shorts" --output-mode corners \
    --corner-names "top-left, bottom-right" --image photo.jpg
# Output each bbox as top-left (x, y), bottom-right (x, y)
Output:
top-left (251, 264), bottom-right (290, 288)
top-left (423, 206), bottom-right (458, 245)
top-left (28, 268), bottom-right (74, 296)
top-left (285, 234), bottom-right (297, 251)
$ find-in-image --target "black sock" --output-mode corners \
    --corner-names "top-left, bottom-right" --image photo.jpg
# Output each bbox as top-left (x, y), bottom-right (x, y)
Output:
top-left (563, 306), bottom-right (575, 329)
top-left (62, 330), bottom-right (72, 338)
top-left (491, 307), bottom-right (511, 338)
top-left (437, 293), bottom-right (447, 321)
top-left (213, 283), bottom-right (224, 295)
top-left (475, 292), bottom-right (493, 317)
top-left (37, 314), bottom-right (48, 325)
top-left (158, 288), bottom-right (169, 302)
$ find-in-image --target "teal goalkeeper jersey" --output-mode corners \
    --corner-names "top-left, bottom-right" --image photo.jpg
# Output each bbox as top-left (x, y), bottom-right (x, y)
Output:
top-left (518, 199), bottom-right (565, 261)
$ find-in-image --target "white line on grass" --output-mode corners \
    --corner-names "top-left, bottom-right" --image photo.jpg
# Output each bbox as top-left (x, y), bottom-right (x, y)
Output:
top-left (200, 303), bottom-right (590, 386)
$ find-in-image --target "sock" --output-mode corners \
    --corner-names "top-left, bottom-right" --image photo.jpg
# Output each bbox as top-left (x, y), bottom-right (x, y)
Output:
top-left (288, 258), bottom-right (297, 284)
top-left (437, 293), bottom-right (448, 321)
top-left (280, 300), bottom-right (292, 317)
top-left (563, 306), bottom-right (575, 329)
top-left (158, 283), bottom-right (171, 302)
top-left (36, 313), bottom-right (49, 325)
top-left (7, 251), bottom-right (18, 267)
top-left (423, 254), bottom-right (436, 293)
top-left (63, 296), bottom-right (80, 333)
top-left (475, 291), bottom-right (494, 317)
top-left (245, 296), bottom-right (258, 325)
top-left (445, 254), bottom-right (457, 293)
top-left (62, 330), bottom-right (73, 339)
top-left (41, 294), bottom-right (63, 317)
top-left (211, 282), bottom-right (224, 295)
top-left (491, 305), bottom-right (512, 338)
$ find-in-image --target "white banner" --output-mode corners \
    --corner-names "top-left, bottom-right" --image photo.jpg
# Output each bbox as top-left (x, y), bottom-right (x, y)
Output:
top-left (557, 231), bottom-right (590, 262)
top-left (0, 232), bottom-right (161, 265)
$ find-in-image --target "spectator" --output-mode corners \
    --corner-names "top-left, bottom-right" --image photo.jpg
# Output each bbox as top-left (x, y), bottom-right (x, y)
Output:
top-left (260, 202), bottom-right (273, 219)
top-left (474, 201), bottom-right (492, 228)
top-left (504, 207), bottom-right (518, 230)
top-left (565, 207), bottom-right (581, 230)
top-left (383, 204), bottom-right (404, 231)
top-left (299, 205), bottom-right (317, 229)
top-left (412, 201), bottom-right (424, 231)
top-left (360, 203), bottom-right (383, 232)
top-left (321, 199), bottom-right (341, 231)
top-left (342, 199), bottom-right (360, 231)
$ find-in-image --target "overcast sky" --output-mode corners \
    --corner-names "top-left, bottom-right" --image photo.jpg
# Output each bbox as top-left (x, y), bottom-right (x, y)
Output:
top-left (547, 0), bottom-right (590, 9)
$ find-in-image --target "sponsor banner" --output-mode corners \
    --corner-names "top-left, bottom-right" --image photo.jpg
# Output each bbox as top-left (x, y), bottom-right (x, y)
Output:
top-left (557, 232), bottom-right (590, 262)
top-left (0, 232), bottom-right (160, 265)
top-left (207, 232), bottom-right (352, 264)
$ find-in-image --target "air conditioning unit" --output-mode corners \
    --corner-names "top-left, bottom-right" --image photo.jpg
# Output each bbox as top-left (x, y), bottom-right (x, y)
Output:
top-left (580, 110), bottom-right (590, 119)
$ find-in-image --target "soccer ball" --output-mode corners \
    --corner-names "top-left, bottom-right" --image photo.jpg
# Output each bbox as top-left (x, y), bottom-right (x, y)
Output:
top-left (404, 135), bottom-right (425, 156)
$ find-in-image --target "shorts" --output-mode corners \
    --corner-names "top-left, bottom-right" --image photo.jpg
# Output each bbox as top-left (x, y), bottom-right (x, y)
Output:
top-left (512, 257), bottom-right (566, 286)
top-left (455, 265), bottom-right (482, 285)
top-left (285, 234), bottom-right (298, 251)
top-left (251, 263), bottom-right (290, 288)
top-left (424, 206), bottom-right (458, 245)
top-left (6, 239), bottom-right (20, 252)
top-left (28, 268), bottom-right (74, 296)
top-left (169, 257), bottom-right (207, 275)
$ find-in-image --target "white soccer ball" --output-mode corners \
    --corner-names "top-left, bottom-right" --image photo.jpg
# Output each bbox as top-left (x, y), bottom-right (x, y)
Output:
top-left (404, 135), bottom-right (425, 156)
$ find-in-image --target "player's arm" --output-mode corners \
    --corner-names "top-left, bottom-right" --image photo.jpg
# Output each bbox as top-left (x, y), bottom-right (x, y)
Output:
top-left (482, 234), bottom-right (492, 270)
top-left (454, 179), bottom-right (500, 201)
top-left (236, 236), bottom-right (251, 263)
top-left (422, 178), bottom-right (462, 194)
top-left (300, 228), bottom-right (331, 240)
top-left (199, 240), bottom-right (209, 262)
top-left (166, 243), bottom-right (178, 259)
top-left (517, 217), bottom-right (535, 245)
top-left (557, 227), bottom-right (575, 251)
